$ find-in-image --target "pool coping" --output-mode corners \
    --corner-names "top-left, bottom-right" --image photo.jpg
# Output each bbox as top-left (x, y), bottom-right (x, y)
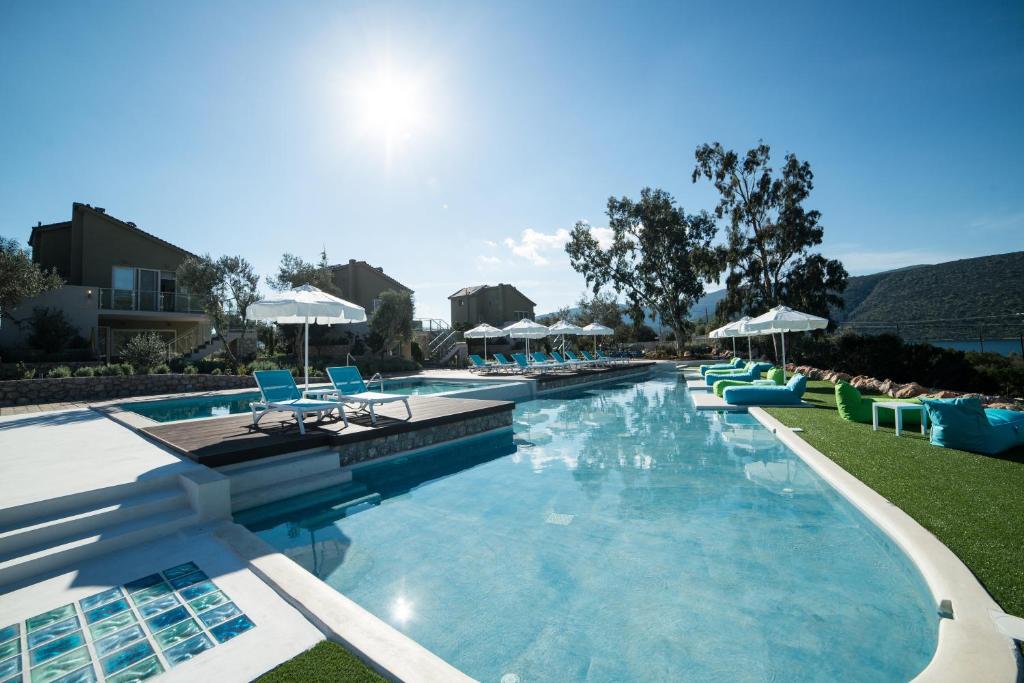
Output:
top-left (747, 407), bottom-right (1021, 682)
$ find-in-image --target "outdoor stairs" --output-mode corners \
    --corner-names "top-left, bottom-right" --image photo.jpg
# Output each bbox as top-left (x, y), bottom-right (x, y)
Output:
top-left (0, 479), bottom-right (197, 589)
top-left (184, 329), bottom-right (243, 363)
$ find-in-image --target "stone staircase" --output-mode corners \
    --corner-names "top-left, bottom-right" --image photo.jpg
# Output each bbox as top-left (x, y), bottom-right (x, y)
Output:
top-left (223, 448), bottom-right (353, 513)
top-left (0, 479), bottom-right (199, 588)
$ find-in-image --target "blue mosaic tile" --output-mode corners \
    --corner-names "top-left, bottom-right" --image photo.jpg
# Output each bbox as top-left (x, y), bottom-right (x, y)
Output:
top-left (167, 571), bottom-right (207, 591)
top-left (144, 607), bottom-right (188, 633)
top-left (99, 640), bottom-right (153, 677)
top-left (162, 634), bottom-right (213, 667)
top-left (0, 636), bottom-right (20, 661)
top-left (104, 656), bottom-right (162, 683)
top-left (0, 675), bottom-right (21, 683)
top-left (26, 617), bottom-right (79, 650)
top-left (78, 588), bottom-right (122, 613)
top-left (128, 584), bottom-right (172, 606)
top-left (27, 646), bottom-right (90, 683)
top-left (93, 625), bottom-right (145, 659)
top-left (49, 665), bottom-right (96, 683)
top-left (152, 619), bottom-right (201, 650)
top-left (209, 615), bottom-right (255, 644)
top-left (136, 594), bottom-right (179, 619)
top-left (187, 591), bottom-right (228, 613)
top-left (178, 581), bottom-right (216, 601)
top-left (0, 653), bottom-right (22, 680)
top-left (197, 603), bottom-right (241, 628)
top-left (161, 562), bottom-right (199, 580)
top-left (0, 624), bottom-right (18, 644)
top-left (25, 606), bottom-right (75, 633)
top-left (87, 612), bottom-right (135, 641)
top-left (29, 632), bottom-right (85, 667)
top-left (122, 575), bottom-right (162, 593)
top-left (83, 599), bottom-right (128, 625)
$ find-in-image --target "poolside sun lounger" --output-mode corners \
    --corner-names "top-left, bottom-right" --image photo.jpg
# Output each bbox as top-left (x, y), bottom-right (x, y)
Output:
top-left (310, 366), bottom-right (413, 425)
top-left (251, 369), bottom-right (348, 435)
top-left (597, 350), bottom-right (628, 365)
top-left (532, 351), bottom-right (571, 371)
top-left (699, 357), bottom-right (745, 376)
top-left (551, 351), bottom-right (586, 369)
top-left (723, 374), bottom-right (807, 406)
top-left (564, 351), bottom-right (597, 368)
top-left (493, 353), bottom-right (522, 374)
top-left (703, 362), bottom-right (773, 386)
top-left (469, 354), bottom-right (502, 373)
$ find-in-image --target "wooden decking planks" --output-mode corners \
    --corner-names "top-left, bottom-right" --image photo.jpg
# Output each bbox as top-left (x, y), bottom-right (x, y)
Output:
top-left (142, 395), bottom-right (512, 467)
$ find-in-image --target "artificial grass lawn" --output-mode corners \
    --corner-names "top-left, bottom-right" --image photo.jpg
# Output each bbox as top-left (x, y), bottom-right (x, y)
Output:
top-left (765, 380), bottom-right (1024, 617)
top-left (255, 641), bottom-right (385, 683)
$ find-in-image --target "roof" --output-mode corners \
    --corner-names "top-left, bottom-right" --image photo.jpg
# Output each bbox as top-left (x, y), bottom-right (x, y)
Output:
top-left (29, 203), bottom-right (197, 258)
top-left (328, 259), bottom-right (412, 293)
top-left (448, 283), bottom-right (536, 306)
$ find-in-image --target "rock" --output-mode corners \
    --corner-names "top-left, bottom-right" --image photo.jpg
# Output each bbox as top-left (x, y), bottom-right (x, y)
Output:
top-left (930, 390), bottom-right (960, 399)
top-left (832, 372), bottom-right (852, 383)
top-left (986, 402), bottom-right (1023, 411)
top-left (877, 379), bottom-right (897, 397)
top-left (894, 382), bottom-right (928, 398)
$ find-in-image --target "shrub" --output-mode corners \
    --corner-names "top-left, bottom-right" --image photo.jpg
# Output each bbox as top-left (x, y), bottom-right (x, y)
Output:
top-left (211, 368), bottom-right (222, 375)
top-left (119, 363), bottom-right (136, 376)
top-left (17, 362), bottom-right (36, 379)
top-left (46, 365), bottom-right (72, 378)
top-left (121, 333), bottom-right (166, 373)
top-left (73, 366), bottom-right (96, 377)
top-left (183, 365), bottom-right (198, 375)
top-left (27, 308), bottom-right (79, 354)
top-left (410, 341), bottom-right (424, 364)
top-left (94, 364), bottom-right (120, 376)
top-left (149, 363), bottom-right (171, 374)
top-left (249, 359), bottom-right (279, 372)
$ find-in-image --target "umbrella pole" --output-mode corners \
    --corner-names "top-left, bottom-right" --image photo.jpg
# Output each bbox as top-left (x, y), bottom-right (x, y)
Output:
top-left (483, 336), bottom-right (487, 361)
top-left (781, 332), bottom-right (787, 382)
top-left (747, 335), bottom-right (752, 361)
top-left (731, 338), bottom-right (736, 356)
top-left (304, 316), bottom-right (310, 390)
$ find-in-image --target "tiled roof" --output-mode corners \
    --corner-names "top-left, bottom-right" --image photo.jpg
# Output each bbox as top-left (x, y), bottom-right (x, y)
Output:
top-left (448, 285), bottom-right (488, 299)
top-left (29, 203), bottom-right (197, 258)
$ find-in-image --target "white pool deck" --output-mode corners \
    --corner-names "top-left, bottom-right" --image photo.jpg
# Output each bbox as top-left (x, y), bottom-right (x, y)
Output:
top-left (0, 365), bottom-right (1020, 681)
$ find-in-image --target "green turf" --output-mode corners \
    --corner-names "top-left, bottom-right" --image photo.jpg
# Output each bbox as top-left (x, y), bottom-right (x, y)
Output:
top-left (255, 641), bottom-right (386, 683)
top-left (765, 380), bottom-right (1024, 617)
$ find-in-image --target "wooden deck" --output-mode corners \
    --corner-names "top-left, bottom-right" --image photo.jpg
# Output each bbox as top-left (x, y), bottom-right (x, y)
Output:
top-left (142, 395), bottom-right (513, 467)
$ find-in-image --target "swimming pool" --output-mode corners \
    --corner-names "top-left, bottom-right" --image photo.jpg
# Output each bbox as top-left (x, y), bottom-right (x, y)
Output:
top-left (121, 378), bottom-right (505, 423)
top-left (239, 374), bottom-right (938, 681)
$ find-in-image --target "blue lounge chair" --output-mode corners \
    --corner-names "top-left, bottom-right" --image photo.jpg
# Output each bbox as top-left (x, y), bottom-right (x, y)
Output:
top-left (564, 351), bottom-right (596, 367)
top-left (469, 354), bottom-right (499, 373)
top-left (921, 397), bottom-right (1024, 455)
top-left (532, 351), bottom-right (569, 370)
top-left (581, 350), bottom-right (610, 366)
top-left (492, 353), bottom-right (521, 373)
top-left (703, 362), bottom-right (773, 386)
top-left (700, 357), bottom-right (745, 376)
top-left (723, 374), bottom-right (807, 406)
top-left (551, 351), bottom-right (586, 368)
top-left (251, 370), bottom-right (347, 435)
top-left (512, 353), bottom-right (548, 373)
top-left (310, 366), bottom-right (412, 425)
top-left (597, 350), bottom-right (627, 365)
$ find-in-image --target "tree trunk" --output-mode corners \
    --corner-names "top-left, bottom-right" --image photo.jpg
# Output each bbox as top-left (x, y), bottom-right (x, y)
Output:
top-left (673, 327), bottom-right (687, 356)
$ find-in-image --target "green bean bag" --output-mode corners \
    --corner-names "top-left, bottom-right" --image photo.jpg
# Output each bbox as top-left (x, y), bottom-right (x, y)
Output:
top-left (713, 378), bottom-right (776, 397)
top-left (835, 380), bottom-right (920, 426)
top-left (766, 367), bottom-right (785, 385)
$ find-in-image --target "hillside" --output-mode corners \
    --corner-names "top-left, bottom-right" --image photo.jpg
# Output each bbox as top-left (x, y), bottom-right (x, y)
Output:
top-left (839, 251), bottom-right (1024, 339)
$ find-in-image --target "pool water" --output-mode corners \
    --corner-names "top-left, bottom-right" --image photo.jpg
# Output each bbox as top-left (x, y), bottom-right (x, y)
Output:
top-left (122, 379), bottom-right (502, 422)
top-left (241, 374), bottom-right (938, 682)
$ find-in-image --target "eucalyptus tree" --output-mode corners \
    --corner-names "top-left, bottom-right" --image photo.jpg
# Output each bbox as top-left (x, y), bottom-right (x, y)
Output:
top-left (0, 237), bottom-right (62, 325)
top-left (692, 141), bottom-right (847, 319)
top-left (565, 188), bottom-right (720, 351)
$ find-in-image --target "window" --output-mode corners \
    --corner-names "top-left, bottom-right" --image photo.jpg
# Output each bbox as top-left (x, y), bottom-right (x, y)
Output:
top-left (514, 310), bottom-right (529, 320)
top-left (111, 267), bottom-right (135, 309)
top-left (160, 271), bottom-right (177, 311)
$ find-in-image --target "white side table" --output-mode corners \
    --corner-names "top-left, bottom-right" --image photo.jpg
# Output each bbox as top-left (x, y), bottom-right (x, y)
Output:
top-left (872, 401), bottom-right (928, 437)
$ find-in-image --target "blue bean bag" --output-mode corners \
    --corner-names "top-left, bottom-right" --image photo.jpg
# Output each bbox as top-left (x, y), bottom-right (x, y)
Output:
top-left (704, 362), bottom-right (773, 386)
top-left (920, 397), bottom-right (1024, 455)
top-left (699, 357), bottom-right (745, 376)
top-left (723, 374), bottom-right (807, 406)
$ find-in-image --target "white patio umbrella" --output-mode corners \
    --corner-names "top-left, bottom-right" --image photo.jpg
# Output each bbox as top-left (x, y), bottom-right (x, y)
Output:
top-left (503, 318), bottom-right (549, 359)
top-left (247, 284), bottom-right (366, 389)
top-left (548, 320), bottom-right (583, 355)
top-left (744, 306), bottom-right (828, 380)
top-left (579, 322), bottom-right (614, 355)
top-left (708, 323), bottom-right (734, 355)
top-left (720, 316), bottom-right (755, 359)
top-left (463, 323), bottom-right (506, 360)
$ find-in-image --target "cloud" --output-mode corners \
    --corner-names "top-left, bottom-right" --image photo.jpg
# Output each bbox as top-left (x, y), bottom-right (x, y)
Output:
top-left (502, 228), bottom-right (571, 266)
top-left (477, 254), bottom-right (502, 265)
top-left (481, 239), bottom-right (497, 248)
top-left (589, 226), bottom-right (614, 250)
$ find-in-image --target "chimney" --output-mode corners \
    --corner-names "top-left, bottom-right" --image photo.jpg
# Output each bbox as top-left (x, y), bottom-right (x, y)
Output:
top-left (95, 207), bottom-right (106, 214)
top-left (349, 259), bottom-right (356, 265)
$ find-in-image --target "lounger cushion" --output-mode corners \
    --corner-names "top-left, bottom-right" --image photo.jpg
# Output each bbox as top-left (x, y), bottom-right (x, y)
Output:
top-left (704, 363), bottom-right (773, 386)
top-left (712, 378), bottom-right (775, 397)
top-left (921, 398), bottom-right (1024, 455)
top-left (722, 373), bottom-right (807, 406)
top-left (835, 380), bottom-right (921, 427)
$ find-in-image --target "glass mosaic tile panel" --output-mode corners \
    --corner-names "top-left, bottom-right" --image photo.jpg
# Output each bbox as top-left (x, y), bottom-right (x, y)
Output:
top-left (162, 635), bottom-right (213, 667)
top-left (136, 595), bottom-right (179, 620)
top-left (29, 632), bottom-right (85, 666)
top-left (104, 656), bottom-right (162, 683)
top-left (209, 616), bottom-right (255, 644)
top-left (28, 646), bottom-right (90, 683)
top-left (26, 617), bottom-right (79, 650)
top-left (99, 640), bottom-right (153, 677)
top-left (79, 589), bottom-right (123, 614)
top-left (26, 606), bottom-right (75, 633)
top-left (87, 613), bottom-right (136, 642)
top-left (93, 625), bottom-right (145, 659)
top-left (83, 601), bottom-right (127, 626)
top-left (152, 620), bottom-right (201, 650)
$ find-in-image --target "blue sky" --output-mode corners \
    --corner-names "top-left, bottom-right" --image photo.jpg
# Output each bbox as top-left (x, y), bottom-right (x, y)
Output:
top-left (2, 0), bottom-right (1022, 319)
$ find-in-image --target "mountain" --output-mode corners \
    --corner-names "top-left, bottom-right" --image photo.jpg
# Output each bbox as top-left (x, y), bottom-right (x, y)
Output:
top-left (836, 251), bottom-right (1024, 339)
top-left (538, 288), bottom-right (726, 332)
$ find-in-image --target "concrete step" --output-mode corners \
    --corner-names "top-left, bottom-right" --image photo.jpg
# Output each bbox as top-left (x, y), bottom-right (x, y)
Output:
top-left (232, 480), bottom-right (371, 529)
top-left (230, 469), bottom-right (355, 513)
top-left (0, 507), bottom-right (197, 589)
top-left (0, 487), bottom-right (187, 557)
top-left (223, 449), bottom-right (342, 496)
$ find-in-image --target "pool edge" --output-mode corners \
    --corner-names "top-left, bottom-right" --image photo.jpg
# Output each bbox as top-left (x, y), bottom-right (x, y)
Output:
top-left (747, 407), bottom-right (1021, 682)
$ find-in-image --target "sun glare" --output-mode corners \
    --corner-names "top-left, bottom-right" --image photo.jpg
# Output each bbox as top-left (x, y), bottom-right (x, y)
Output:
top-left (350, 62), bottom-right (431, 161)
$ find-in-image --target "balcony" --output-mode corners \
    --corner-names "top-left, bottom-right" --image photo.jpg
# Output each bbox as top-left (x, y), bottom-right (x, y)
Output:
top-left (97, 288), bottom-right (205, 314)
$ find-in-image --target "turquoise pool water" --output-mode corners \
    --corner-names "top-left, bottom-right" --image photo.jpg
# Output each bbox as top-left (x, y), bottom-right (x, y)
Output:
top-left (240, 374), bottom-right (938, 681)
top-left (122, 379), bottom-right (502, 422)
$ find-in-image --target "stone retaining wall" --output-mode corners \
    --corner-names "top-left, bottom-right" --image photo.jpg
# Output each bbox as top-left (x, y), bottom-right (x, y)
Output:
top-left (0, 374), bottom-right (257, 407)
top-left (536, 362), bottom-right (653, 394)
top-left (339, 409), bottom-right (513, 467)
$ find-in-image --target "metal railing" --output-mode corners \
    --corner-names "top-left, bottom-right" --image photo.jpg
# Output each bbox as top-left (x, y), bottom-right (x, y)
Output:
top-left (98, 288), bottom-right (205, 314)
top-left (413, 318), bottom-right (451, 333)
top-left (165, 328), bottom-right (200, 361)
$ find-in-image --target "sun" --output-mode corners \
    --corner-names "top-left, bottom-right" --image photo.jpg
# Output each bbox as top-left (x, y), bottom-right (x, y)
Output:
top-left (350, 61), bottom-right (430, 161)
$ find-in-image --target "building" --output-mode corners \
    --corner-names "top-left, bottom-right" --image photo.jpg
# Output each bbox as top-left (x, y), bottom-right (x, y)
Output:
top-left (328, 259), bottom-right (413, 316)
top-left (448, 284), bottom-right (536, 328)
top-left (0, 202), bottom-right (209, 359)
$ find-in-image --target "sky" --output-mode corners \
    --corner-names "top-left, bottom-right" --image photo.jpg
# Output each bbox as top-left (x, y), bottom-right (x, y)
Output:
top-left (1, 0), bottom-right (1022, 320)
